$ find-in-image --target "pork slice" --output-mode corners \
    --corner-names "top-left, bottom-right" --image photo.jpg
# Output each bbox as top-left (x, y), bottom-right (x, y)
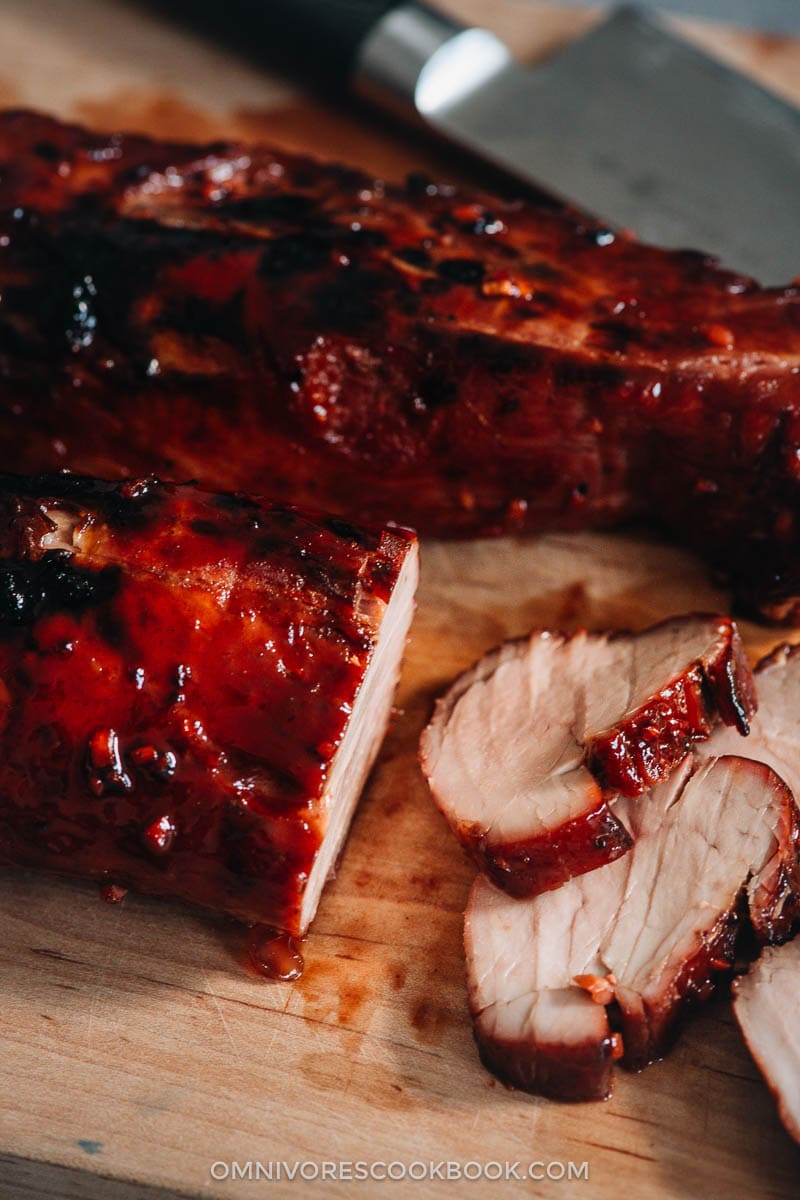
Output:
top-left (420, 616), bottom-right (754, 898)
top-left (693, 644), bottom-right (800, 944)
top-left (465, 754), bottom-right (800, 1101)
top-left (733, 940), bottom-right (800, 1144)
top-left (696, 643), bottom-right (800, 802)
top-left (0, 474), bottom-right (419, 935)
top-left (703, 647), bottom-right (800, 1145)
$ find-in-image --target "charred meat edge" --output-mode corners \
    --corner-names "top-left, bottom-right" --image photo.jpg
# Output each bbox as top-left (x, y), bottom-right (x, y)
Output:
top-left (0, 474), bottom-right (419, 933)
top-left (705, 643), bottom-right (800, 1145)
top-left (3, 111), bottom-right (800, 621)
top-left (420, 615), bottom-right (754, 898)
top-left (465, 754), bottom-right (800, 1102)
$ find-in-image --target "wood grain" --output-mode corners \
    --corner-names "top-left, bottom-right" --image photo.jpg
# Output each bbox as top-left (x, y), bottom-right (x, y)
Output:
top-left (1, 3), bottom-right (800, 1197)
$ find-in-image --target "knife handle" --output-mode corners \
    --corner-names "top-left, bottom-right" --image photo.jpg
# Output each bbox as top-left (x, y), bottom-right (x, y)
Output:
top-left (161, 0), bottom-right (470, 99)
top-left (176, 0), bottom-right (457, 92)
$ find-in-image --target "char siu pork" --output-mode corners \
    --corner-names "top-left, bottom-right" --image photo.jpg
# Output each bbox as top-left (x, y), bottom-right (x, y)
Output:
top-left (733, 939), bottom-right (800, 1144)
top-left (0, 474), bottom-right (418, 934)
top-left (2, 111), bottom-right (800, 620)
top-left (465, 753), bottom-right (800, 1101)
top-left (696, 642), bottom-right (800, 799)
top-left (705, 645), bottom-right (800, 1146)
top-left (420, 617), bottom-right (754, 897)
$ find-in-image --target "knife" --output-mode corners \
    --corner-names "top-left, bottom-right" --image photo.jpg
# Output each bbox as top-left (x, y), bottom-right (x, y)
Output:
top-left (156, 1), bottom-right (800, 283)
top-left (551, 1), bottom-right (800, 34)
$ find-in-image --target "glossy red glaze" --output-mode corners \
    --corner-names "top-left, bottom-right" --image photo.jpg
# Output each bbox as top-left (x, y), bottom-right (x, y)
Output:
top-left (587, 630), bottom-right (755, 797)
top-left (423, 617), bottom-right (755, 900)
top-left (473, 1028), bottom-right (617, 1104)
top-left (466, 761), bottom-right (800, 1102)
top-left (618, 911), bottom-right (740, 1074)
top-left (2, 112), bottom-right (800, 618)
top-left (469, 801), bottom-right (633, 900)
top-left (0, 473), bottom-right (416, 933)
top-left (248, 924), bottom-right (305, 982)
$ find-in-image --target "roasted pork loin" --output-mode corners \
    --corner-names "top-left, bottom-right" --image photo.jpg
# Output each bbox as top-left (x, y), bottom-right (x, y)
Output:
top-left (733, 939), bottom-right (800, 1144)
top-left (0, 474), bottom-right (418, 933)
top-left (466, 753), bottom-right (800, 1102)
top-left (420, 617), bottom-right (754, 897)
top-left (2, 111), bottom-right (800, 619)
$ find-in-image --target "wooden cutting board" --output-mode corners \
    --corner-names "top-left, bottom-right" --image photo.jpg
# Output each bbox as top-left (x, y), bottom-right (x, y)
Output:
top-left (2, 3), bottom-right (800, 1197)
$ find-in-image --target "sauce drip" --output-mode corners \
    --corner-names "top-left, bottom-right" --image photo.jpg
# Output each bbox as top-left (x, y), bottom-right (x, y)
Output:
top-left (248, 924), bottom-right (304, 981)
top-left (99, 882), bottom-right (128, 904)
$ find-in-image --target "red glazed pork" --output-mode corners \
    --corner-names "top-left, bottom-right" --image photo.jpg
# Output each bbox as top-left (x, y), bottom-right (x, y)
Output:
top-left (0, 474), bottom-right (418, 934)
top-left (3, 111), bottom-right (800, 619)
top-left (420, 617), bottom-right (754, 897)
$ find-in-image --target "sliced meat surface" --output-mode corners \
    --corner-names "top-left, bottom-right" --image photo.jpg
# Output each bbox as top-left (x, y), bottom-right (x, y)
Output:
top-left (696, 643), bottom-right (800, 799)
top-left (420, 617), bottom-right (754, 897)
top-left (733, 939), bottom-right (800, 1144)
top-left (3, 111), bottom-right (800, 620)
top-left (707, 648), bottom-right (800, 1146)
top-left (0, 474), bottom-right (418, 934)
top-left (465, 754), bottom-right (800, 1101)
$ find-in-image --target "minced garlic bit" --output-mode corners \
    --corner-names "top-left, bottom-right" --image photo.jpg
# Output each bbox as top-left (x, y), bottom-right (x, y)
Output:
top-left (573, 972), bottom-right (618, 1006)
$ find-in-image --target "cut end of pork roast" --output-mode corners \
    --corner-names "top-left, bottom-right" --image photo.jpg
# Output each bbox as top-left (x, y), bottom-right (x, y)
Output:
top-left (0, 473), bottom-right (419, 935)
top-left (465, 753), bottom-right (800, 1102)
top-left (733, 939), bottom-right (800, 1145)
top-left (420, 616), bottom-right (755, 898)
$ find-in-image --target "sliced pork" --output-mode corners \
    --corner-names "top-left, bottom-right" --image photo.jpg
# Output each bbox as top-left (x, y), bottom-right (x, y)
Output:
top-left (706, 647), bottom-right (800, 1145)
top-left (420, 617), bottom-right (754, 897)
top-left (465, 754), bottom-right (800, 1101)
top-left (696, 643), bottom-right (800, 800)
top-left (733, 939), bottom-right (800, 1144)
top-left (0, 473), bottom-right (418, 934)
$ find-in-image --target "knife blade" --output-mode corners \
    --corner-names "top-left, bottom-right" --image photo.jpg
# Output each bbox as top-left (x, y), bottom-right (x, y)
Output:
top-left (156, 1), bottom-right (800, 283)
top-left (550, 0), bottom-right (800, 35)
top-left (356, 5), bottom-right (800, 283)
